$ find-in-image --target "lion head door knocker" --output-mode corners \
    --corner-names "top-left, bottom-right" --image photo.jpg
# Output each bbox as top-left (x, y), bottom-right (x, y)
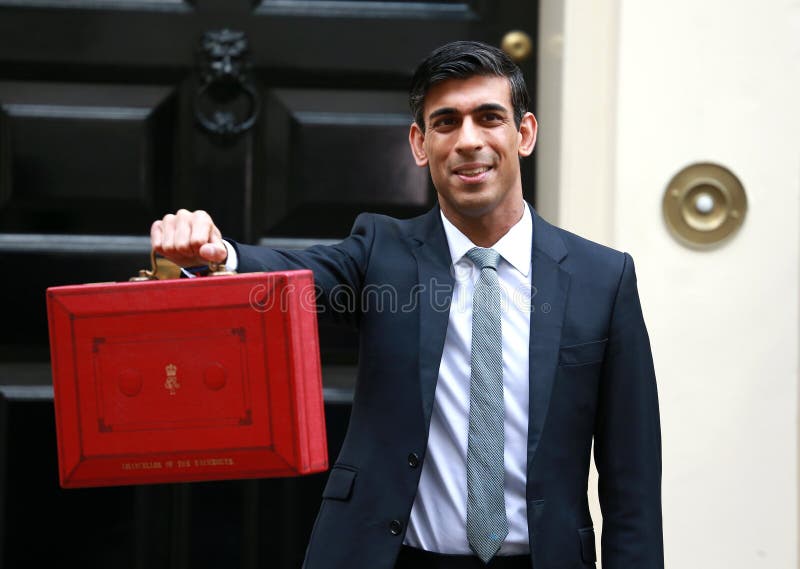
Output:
top-left (194, 29), bottom-right (261, 137)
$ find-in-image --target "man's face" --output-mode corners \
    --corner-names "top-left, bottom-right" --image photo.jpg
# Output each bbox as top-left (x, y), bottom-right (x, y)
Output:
top-left (409, 75), bottom-right (537, 225)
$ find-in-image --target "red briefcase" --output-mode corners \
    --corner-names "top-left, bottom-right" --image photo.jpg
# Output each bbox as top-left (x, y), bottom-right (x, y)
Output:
top-left (47, 265), bottom-right (327, 488)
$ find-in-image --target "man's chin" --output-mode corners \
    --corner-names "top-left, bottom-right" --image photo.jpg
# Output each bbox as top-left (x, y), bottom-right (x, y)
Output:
top-left (441, 195), bottom-right (499, 220)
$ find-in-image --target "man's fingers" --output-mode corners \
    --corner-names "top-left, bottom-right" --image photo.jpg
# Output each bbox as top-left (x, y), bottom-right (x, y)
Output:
top-left (150, 209), bottom-right (223, 267)
top-left (160, 213), bottom-right (177, 255)
top-left (198, 221), bottom-right (227, 263)
top-left (199, 242), bottom-right (227, 263)
top-left (150, 220), bottom-right (164, 250)
top-left (189, 210), bottom-right (217, 256)
top-left (173, 209), bottom-right (193, 255)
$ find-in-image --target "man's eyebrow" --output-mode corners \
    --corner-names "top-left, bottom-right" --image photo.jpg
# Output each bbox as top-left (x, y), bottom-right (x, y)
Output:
top-left (473, 103), bottom-right (509, 114)
top-left (428, 107), bottom-right (457, 122)
top-left (427, 103), bottom-right (510, 123)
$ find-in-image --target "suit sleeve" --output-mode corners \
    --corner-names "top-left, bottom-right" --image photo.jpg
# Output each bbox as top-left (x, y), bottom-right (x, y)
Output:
top-left (594, 253), bottom-right (664, 568)
top-left (230, 213), bottom-right (377, 328)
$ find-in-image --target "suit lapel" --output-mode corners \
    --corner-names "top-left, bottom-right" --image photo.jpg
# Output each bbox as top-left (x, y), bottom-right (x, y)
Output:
top-left (409, 207), bottom-right (454, 428)
top-left (527, 208), bottom-right (570, 472)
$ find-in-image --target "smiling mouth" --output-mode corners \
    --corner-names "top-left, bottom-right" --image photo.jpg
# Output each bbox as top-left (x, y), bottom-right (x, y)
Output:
top-left (457, 166), bottom-right (490, 176)
top-left (453, 165), bottom-right (492, 182)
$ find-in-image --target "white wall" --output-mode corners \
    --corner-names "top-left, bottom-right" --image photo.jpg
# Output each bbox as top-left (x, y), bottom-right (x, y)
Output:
top-left (538, 1), bottom-right (800, 567)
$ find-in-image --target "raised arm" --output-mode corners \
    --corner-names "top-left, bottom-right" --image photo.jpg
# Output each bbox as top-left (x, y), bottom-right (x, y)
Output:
top-left (149, 209), bottom-right (377, 328)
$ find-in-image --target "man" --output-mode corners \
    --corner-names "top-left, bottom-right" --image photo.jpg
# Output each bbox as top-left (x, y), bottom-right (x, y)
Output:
top-left (152, 41), bottom-right (663, 569)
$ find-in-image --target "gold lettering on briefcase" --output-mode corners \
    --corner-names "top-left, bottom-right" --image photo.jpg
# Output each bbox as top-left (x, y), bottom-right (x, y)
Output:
top-left (164, 364), bottom-right (180, 395)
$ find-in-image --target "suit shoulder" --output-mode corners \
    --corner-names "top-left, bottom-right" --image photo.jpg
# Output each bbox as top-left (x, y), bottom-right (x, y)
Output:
top-left (546, 221), bottom-right (631, 279)
top-left (559, 225), bottom-right (624, 259)
top-left (352, 211), bottom-right (404, 227)
top-left (352, 210), bottom-right (432, 239)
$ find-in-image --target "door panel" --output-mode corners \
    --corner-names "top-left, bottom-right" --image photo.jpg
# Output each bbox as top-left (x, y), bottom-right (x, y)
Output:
top-left (0, 82), bottom-right (175, 233)
top-left (261, 88), bottom-right (429, 236)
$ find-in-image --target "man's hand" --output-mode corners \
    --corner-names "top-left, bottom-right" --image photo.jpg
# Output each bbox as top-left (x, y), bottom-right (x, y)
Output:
top-left (151, 209), bottom-right (227, 267)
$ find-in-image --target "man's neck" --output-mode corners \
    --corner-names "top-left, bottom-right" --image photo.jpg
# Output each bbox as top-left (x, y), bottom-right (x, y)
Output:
top-left (441, 199), bottom-right (526, 248)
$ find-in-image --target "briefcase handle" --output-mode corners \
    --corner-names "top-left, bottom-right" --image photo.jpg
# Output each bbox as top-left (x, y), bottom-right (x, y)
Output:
top-left (130, 250), bottom-right (236, 281)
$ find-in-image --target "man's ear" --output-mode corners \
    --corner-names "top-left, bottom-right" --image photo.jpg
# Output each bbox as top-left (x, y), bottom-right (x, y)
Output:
top-left (517, 112), bottom-right (538, 157)
top-left (408, 122), bottom-right (428, 167)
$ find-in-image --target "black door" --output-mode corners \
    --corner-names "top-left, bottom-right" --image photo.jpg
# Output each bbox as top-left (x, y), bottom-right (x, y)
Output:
top-left (0, 2), bottom-right (537, 567)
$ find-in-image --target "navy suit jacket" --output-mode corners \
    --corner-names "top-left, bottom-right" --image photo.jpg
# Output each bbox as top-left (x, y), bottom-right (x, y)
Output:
top-left (234, 204), bottom-right (663, 569)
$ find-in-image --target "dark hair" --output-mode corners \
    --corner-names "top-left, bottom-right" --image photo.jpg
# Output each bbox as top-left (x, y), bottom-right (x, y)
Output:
top-left (409, 40), bottom-right (530, 131)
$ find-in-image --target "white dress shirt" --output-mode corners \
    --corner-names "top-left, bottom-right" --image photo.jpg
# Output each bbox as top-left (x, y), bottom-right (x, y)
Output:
top-left (404, 206), bottom-right (533, 555)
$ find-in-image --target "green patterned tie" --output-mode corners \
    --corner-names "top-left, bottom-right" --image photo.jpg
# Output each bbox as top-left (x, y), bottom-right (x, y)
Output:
top-left (464, 247), bottom-right (508, 563)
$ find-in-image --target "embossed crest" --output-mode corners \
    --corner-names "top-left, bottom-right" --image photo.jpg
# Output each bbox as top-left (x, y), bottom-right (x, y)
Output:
top-left (164, 363), bottom-right (180, 396)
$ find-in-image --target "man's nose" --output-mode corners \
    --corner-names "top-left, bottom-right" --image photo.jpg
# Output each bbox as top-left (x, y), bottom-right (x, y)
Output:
top-left (455, 118), bottom-right (483, 152)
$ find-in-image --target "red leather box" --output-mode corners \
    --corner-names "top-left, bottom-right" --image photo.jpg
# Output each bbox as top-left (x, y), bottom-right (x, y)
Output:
top-left (46, 270), bottom-right (328, 488)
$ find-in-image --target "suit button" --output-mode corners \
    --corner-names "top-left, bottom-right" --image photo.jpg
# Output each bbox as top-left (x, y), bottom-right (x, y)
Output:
top-left (407, 453), bottom-right (420, 468)
top-left (389, 520), bottom-right (403, 535)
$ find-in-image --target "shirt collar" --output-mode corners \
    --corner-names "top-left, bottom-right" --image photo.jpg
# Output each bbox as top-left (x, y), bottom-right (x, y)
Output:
top-left (439, 204), bottom-right (532, 277)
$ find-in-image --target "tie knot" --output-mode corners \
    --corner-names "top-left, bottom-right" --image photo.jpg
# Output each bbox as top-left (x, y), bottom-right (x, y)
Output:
top-left (466, 247), bottom-right (500, 271)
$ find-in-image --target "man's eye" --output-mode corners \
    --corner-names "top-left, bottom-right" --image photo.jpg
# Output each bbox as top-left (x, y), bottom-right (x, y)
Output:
top-left (432, 117), bottom-right (457, 129)
top-left (483, 113), bottom-right (504, 122)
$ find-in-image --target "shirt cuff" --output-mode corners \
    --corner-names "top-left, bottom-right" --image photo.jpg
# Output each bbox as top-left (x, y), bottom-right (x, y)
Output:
top-left (222, 240), bottom-right (238, 271)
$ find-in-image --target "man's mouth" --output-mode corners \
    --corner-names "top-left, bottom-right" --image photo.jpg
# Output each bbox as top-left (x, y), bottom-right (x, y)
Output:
top-left (453, 164), bottom-right (492, 183)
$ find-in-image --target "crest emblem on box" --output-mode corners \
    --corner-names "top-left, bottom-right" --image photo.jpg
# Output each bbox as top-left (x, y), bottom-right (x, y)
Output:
top-left (164, 363), bottom-right (180, 395)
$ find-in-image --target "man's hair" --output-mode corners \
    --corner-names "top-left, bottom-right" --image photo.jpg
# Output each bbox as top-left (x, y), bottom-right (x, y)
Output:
top-left (409, 40), bottom-right (530, 131)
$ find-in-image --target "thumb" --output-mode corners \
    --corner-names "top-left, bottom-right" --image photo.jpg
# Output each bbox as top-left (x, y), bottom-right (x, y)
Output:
top-left (198, 241), bottom-right (228, 264)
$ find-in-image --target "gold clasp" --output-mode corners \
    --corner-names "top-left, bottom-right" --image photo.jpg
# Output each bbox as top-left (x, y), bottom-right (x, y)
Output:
top-left (208, 260), bottom-right (237, 277)
top-left (130, 250), bottom-right (236, 281)
top-left (129, 249), bottom-right (159, 281)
